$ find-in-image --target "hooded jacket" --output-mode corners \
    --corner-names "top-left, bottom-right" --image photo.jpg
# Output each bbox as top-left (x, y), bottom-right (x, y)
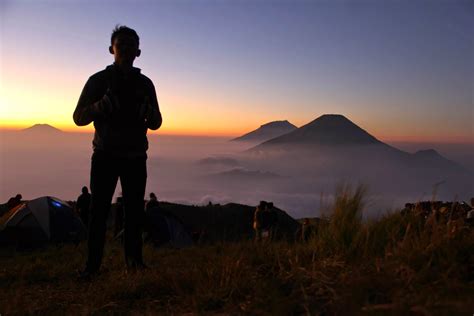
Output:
top-left (73, 64), bottom-right (162, 158)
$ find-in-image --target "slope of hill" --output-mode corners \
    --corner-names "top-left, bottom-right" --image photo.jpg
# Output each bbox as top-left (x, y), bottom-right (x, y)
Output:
top-left (412, 149), bottom-right (466, 173)
top-left (231, 120), bottom-right (297, 143)
top-left (158, 201), bottom-right (300, 241)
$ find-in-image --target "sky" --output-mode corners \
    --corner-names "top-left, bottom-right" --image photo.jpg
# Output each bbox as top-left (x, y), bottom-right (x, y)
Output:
top-left (0, 0), bottom-right (473, 141)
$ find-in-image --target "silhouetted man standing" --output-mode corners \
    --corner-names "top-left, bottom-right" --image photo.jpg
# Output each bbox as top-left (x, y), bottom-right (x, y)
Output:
top-left (145, 192), bottom-right (159, 212)
top-left (76, 186), bottom-right (91, 227)
top-left (73, 25), bottom-right (162, 279)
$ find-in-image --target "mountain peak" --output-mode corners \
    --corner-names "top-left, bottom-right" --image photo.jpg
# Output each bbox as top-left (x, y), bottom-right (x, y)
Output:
top-left (231, 120), bottom-right (297, 142)
top-left (318, 114), bottom-right (348, 120)
top-left (305, 114), bottom-right (356, 127)
top-left (22, 124), bottom-right (62, 133)
top-left (260, 120), bottom-right (294, 129)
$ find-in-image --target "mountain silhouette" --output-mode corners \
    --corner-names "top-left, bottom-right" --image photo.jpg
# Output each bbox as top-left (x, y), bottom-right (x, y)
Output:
top-left (249, 114), bottom-right (466, 169)
top-left (22, 124), bottom-right (62, 133)
top-left (240, 114), bottom-right (470, 198)
top-left (255, 114), bottom-right (381, 148)
top-left (231, 120), bottom-right (297, 143)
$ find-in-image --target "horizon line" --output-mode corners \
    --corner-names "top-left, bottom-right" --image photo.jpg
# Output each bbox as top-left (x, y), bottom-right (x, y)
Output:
top-left (1, 126), bottom-right (473, 144)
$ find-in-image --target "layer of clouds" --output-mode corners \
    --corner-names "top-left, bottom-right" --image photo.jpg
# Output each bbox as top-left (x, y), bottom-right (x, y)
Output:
top-left (1, 131), bottom-right (472, 219)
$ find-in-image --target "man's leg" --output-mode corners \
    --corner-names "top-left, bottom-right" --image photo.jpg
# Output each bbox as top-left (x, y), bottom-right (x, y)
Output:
top-left (120, 157), bottom-right (147, 268)
top-left (255, 228), bottom-right (262, 242)
top-left (86, 153), bottom-right (118, 273)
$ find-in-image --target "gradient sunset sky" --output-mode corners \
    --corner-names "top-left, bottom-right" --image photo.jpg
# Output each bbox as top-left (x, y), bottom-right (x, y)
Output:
top-left (0, 0), bottom-right (472, 141)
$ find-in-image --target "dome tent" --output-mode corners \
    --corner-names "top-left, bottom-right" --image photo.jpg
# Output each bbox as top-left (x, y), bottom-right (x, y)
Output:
top-left (144, 207), bottom-right (193, 248)
top-left (0, 196), bottom-right (86, 246)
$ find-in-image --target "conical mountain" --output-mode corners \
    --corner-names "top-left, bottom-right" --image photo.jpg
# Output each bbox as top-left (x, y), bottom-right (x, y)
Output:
top-left (22, 124), bottom-right (62, 133)
top-left (257, 114), bottom-right (381, 148)
top-left (231, 120), bottom-right (297, 143)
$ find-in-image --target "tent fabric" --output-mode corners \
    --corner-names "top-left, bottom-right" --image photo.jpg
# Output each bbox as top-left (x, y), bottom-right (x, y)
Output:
top-left (145, 207), bottom-right (193, 248)
top-left (27, 197), bottom-right (51, 238)
top-left (0, 196), bottom-right (86, 245)
top-left (0, 203), bottom-right (24, 227)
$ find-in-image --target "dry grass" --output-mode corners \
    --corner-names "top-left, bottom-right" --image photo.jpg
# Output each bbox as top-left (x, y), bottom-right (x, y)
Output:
top-left (1, 186), bottom-right (473, 315)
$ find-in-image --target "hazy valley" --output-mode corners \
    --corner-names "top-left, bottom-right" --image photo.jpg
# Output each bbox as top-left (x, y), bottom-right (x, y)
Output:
top-left (0, 116), bottom-right (472, 218)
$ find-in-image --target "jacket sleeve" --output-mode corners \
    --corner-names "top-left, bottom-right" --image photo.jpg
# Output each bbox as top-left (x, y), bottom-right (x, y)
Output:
top-left (73, 77), bottom-right (98, 126)
top-left (146, 80), bottom-right (163, 130)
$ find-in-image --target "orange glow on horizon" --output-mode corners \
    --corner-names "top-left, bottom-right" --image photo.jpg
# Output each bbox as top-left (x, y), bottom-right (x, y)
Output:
top-left (0, 122), bottom-right (243, 138)
top-left (1, 121), bottom-right (473, 144)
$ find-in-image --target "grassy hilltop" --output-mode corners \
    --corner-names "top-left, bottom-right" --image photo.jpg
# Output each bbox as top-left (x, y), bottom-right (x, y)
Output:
top-left (1, 186), bottom-right (473, 315)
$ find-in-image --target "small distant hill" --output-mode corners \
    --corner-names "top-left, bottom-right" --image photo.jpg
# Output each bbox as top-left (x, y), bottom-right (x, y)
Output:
top-left (231, 120), bottom-right (297, 143)
top-left (208, 168), bottom-right (283, 181)
top-left (197, 157), bottom-right (240, 167)
top-left (22, 124), bottom-right (62, 133)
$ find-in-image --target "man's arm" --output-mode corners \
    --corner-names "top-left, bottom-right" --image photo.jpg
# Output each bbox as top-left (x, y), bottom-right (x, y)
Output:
top-left (145, 80), bottom-right (163, 130)
top-left (73, 77), bottom-right (119, 126)
top-left (73, 78), bottom-right (96, 126)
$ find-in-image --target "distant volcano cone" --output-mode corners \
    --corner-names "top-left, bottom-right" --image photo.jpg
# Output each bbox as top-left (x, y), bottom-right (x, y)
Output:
top-left (257, 114), bottom-right (381, 147)
top-left (22, 124), bottom-right (62, 133)
top-left (231, 120), bottom-right (297, 142)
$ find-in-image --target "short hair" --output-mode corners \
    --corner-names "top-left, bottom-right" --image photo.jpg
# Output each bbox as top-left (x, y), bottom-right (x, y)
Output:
top-left (82, 186), bottom-right (88, 194)
top-left (111, 25), bottom-right (140, 46)
top-left (150, 192), bottom-right (156, 199)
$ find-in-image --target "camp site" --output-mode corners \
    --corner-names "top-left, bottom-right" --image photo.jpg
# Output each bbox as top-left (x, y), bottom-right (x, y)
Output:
top-left (1, 191), bottom-right (473, 314)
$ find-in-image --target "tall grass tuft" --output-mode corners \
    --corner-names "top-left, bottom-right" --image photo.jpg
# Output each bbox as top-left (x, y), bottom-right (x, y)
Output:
top-left (311, 183), bottom-right (367, 258)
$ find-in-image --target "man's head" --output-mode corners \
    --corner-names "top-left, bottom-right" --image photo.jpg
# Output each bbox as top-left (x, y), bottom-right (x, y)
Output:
top-left (15, 194), bottom-right (22, 200)
top-left (82, 186), bottom-right (89, 194)
top-left (150, 192), bottom-right (157, 200)
top-left (109, 25), bottom-right (141, 65)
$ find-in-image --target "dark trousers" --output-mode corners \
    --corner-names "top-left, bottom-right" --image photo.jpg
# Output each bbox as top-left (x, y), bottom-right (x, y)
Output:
top-left (80, 210), bottom-right (89, 229)
top-left (86, 152), bottom-right (147, 272)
